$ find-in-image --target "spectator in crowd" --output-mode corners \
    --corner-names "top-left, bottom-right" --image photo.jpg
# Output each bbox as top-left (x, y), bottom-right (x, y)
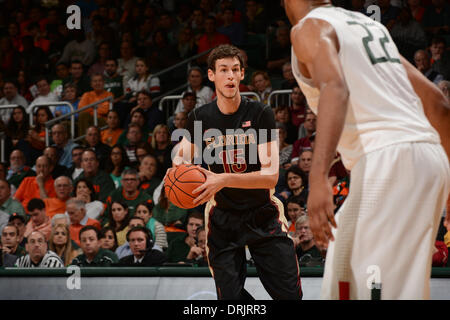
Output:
top-left (147, 28), bottom-right (180, 71)
top-left (105, 201), bottom-right (131, 247)
top-left (378, 0), bottom-right (401, 31)
top-left (83, 126), bottom-right (112, 169)
top-left (169, 111), bottom-right (188, 134)
top-left (26, 22), bottom-right (50, 53)
top-left (167, 211), bottom-right (204, 263)
top-left (138, 154), bottom-right (161, 198)
top-left (286, 195), bottom-right (307, 236)
top-left (50, 62), bottom-right (70, 100)
top-left (177, 25), bottom-right (198, 59)
top-left (104, 58), bottom-right (125, 105)
top-left (184, 226), bottom-right (208, 266)
top-left (1, 224), bottom-right (26, 259)
top-left (15, 156), bottom-right (56, 211)
top-left (191, 8), bottom-right (207, 40)
top-left (176, 67), bottom-right (214, 111)
top-left (290, 86), bottom-right (308, 129)
top-left (24, 198), bottom-right (52, 241)
top-left (281, 166), bottom-right (308, 201)
top-left (16, 70), bottom-right (33, 104)
top-left (55, 83), bottom-right (79, 118)
top-left (125, 58), bottom-right (161, 102)
top-left (43, 146), bottom-right (68, 179)
top-left (27, 77), bottom-right (59, 115)
top-left (127, 90), bottom-right (164, 133)
top-left (422, 0), bottom-right (450, 36)
top-left (38, 176), bottom-right (73, 219)
top-left (66, 198), bottom-right (101, 247)
top-left (251, 70), bottom-right (272, 105)
top-left (74, 178), bottom-right (105, 222)
top-left (119, 123), bottom-right (145, 166)
top-left (67, 146), bottom-right (84, 181)
top-left (15, 231), bottom-right (64, 268)
top-left (0, 36), bottom-right (20, 78)
top-left (151, 124), bottom-right (173, 179)
top-left (277, 123), bottom-right (293, 169)
top-left (58, 30), bottom-right (96, 67)
top-left (173, 92), bottom-right (197, 122)
top-left (298, 149), bottom-right (313, 175)
top-left (217, 7), bottom-right (244, 46)
top-left (106, 169), bottom-right (152, 217)
top-left (292, 112), bottom-right (316, 158)
top-left (19, 35), bottom-right (47, 77)
top-left (62, 60), bottom-right (92, 99)
top-left (135, 201), bottom-right (167, 251)
top-left (70, 225), bottom-right (118, 267)
top-left (429, 37), bottom-right (446, 66)
top-left (0, 179), bottom-right (25, 216)
top-left (88, 42), bottom-right (111, 76)
top-left (51, 123), bottom-right (78, 168)
top-left (116, 216), bottom-right (149, 258)
top-left (274, 105), bottom-right (298, 144)
top-left (294, 215), bottom-right (323, 266)
top-left (51, 213), bottom-right (70, 228)
top-left (243, 0), bottom-right (267, 34)
top-left (5, 107), bottom-right (31, 162)
top-left (78, 73), bottom-right (113, 135)
top-left (7, 150), bottom-right (35, 192)
top-left (280, 62), bottom-right (297, 90)
top-left (118, 226), bottom-right (167, 266)
top-left (74, 149), bottom-right (115, 202)
top-left (117, 41), bottom-right (139, 84)
top-left (8, 213), bottom-right (27, 248)
top-left (0, 80), bottom-right (29, 123)
top-left (197, 16), bottom-right (231, 65)
top-left (135, 144), bottom-right (151, 166)
top-left (48, 223), bottom-right (81, 266)
top-left (101, 110), bottom-right (123, 147)
top-left (267, 25), bottom-right (291, 76)
top-left (26, 106), bottom-right (54, 160)
top-left (414, 49), bottom-right (444, 85)
top-left (105, 144), bottom-right (130, 189)
top-left (408, 0), bottom-right (426, 23)
top-left (99, 226), bottom-right (118, 253)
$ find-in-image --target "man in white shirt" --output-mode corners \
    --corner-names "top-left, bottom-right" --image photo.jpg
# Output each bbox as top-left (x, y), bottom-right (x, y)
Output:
top-left (0, 81), bottom-right (29, 123)
top-left (27, 77), bottom-right (59, 115)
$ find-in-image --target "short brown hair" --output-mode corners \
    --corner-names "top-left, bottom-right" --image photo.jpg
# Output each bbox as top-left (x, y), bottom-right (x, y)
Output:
top-left (207, 44), bottom-right (245, 72)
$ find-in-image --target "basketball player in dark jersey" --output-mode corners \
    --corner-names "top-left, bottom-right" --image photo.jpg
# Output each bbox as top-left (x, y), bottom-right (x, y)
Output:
top-left (172, 44), bottom-right (302, 300)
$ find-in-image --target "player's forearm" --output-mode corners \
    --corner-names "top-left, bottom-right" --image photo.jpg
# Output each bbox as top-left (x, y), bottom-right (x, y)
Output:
top-left (221, 170), bottom-right (278, 189)
top-left (310, 82), bottom-right (349, 178)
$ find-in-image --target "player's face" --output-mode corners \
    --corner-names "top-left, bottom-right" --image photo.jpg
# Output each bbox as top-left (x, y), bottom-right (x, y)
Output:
top-left (208, 57), bottom-right (244, 100)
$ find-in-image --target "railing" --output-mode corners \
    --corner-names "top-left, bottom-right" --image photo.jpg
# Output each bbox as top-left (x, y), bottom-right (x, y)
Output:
top-left (268, 89), bottom-right (293, 108)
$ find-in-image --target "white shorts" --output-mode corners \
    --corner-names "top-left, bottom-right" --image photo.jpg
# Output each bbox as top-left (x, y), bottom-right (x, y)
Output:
top-left (321, 142), bottom-right (450, 300)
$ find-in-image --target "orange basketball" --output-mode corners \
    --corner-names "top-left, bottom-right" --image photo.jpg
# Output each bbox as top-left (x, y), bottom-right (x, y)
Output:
top-left (164, 164), bottom-right (207, 209)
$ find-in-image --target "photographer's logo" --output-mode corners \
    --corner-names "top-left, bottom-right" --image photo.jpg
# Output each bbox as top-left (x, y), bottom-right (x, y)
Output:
top-left (66, 5), bottom-right (81, 30)
top-left (66, 265), bottom-right (81, 290)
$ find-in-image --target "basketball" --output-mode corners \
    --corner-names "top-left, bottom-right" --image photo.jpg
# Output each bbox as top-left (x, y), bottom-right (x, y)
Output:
top-left (164, 164), bottom-right (207, 209)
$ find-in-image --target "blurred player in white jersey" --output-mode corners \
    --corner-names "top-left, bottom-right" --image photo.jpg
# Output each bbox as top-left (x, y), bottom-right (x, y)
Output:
top-left (284, 0), bottom-right (450, 299)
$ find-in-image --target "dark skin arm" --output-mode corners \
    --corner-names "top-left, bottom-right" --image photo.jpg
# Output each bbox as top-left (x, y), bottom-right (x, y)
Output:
top-left (291, 18), bottom-right (349, 248)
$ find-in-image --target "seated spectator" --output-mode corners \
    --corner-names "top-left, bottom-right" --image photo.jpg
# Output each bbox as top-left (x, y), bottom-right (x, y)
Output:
top-left (15, 231), bottom-right (64, 268)
top-left (217, 7), bottom-right (244, 46)
top-left (106, 169), bottom-right (152, 217)
top-left (286, 195), bottom-right (307, 236)
top-left (251, 71), bottom-right (272, 105)
top-left (24, 198), bottom-right (52, 241)
top-left (414, 49), bottom-right (444, 85)
top-left (104, 58), bottom-right (125, 104)
top-left (62, 60), bottom-right (92, 99)
top-left (429, 37), bottom-right (446, 67)
top-left (99, 226), bottom-right (118, 253)
top-left (78, 73), bottom-right (113, 136)
top-left (8, 213), bottom-right (27, 248)
top-left (26, 106), bottom-right (54, 159)
top-left (74, 179), bottom-right (105, 221)
top-left (48, 223), bottom-right (81, 266)
top-left (378, 0), bottom-right (401, 31)
top-left (151, 124), bottom-right (173, 179)
top-left (15, 156), bottom-right (56, 211)
top-left (281, 166), bottom-right (308, 202)
top-left (38, 176), bottom-right (73, 218)
top-left (66, 198), bottom-right (101, 247)
top-left (184, 226), bottom-right (208, 266)
top-left (27, 77), bottom-right (59, 115)
top-left (117, 41), bottom-right (139, 84)
top-left (67, 146), bottom-right (84, 181)
top-left (51, 213), bottom-right (70, 227)
top-left (88, 42), bottom-right (110, 76)
top-left (105, 201), bottom-right (131, 247)
top-left (135, 143), bottom-right (151, 167)
top-left (243, 0), bottom-right (266, 34)
top-left (19, 35), bottom-right (46, 77)
top-left (277, 123), bottom-right (293, 169)
top-left (70, 225), bottom-right (118, 266)
top-left (7, 150), bottom-right (35, 194)
top-left (167, 211), bottom-right (204, 263)
top-left (50, 124), bottom-right (78, 169)
top-left (294, 215), bottom-right (324, 267)
top-left (291, 112), bottom-right (316, 159)
top-left (174, 67), bottom-right (214, 114)
top-left (171, 92), bottom-right (196, 128)
top-left (125, 58), bottom-right (161, 102)
top-left (0, 179), bottom-right (25, 216)
top-left (267, 25), bottom-right (291, 76)
top-left (83, 126), bottom-right (112, 170)
top-left (101, 110), bottom-right (124, 148)
top-left (50, 62), bottom-right (70, 100)
top-left (138, 154), bottom-right (162, 197)
top-left (290, 86), bottom-right (308, 129)
top-left (177, 25), bottom-right (198, 60)
top-left (1, 224), bottom-right (26, 259)
top-left (115, 216), bottom-right (151, 258)
top-left (408, 0), bottom-right (426, 23)
top-left (197, 16), bottom-right (231, 65)
top-left (74, 149), bottom-right (115, 202)
top-left (105, 144), bottom-right (130, 189)
top-left (274, 105), bottom-right (298, 144)
top-left (0, 80), bottom-right (28, 123)
top-left (58, 30), bottom-right (96, 67)
top-left (280, 62), bottom-right (297, 90)
top-left (422, 0), bottom-right (450, 37)
top-left (131, 90), bottom-right (165, 133)
top-left (298, 149), bottom-right (313, 175)
top-left (120, 122), bottom-right (147, 166)
top-left (135, 202), bottom-right (168, 251)
top-left (170, 111), bottom-right (188, 134)
top-left (5, 107), bottom-right (32, 164)
top-left (55, 83), bottom-right (80, 118)
top-left (43, 146), bottom-right (69, 179)
top-left (118, 226), bottom-right (167, 266)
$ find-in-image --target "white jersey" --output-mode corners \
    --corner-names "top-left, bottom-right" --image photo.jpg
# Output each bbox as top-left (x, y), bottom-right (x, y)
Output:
top-left (291, 6), bottom-right (440, 170)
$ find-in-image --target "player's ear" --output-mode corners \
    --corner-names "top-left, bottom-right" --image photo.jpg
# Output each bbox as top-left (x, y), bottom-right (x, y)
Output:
top-left (207, 68), bottom-right (215, 82)
top-left (240, 67), bottom-right (245, 80)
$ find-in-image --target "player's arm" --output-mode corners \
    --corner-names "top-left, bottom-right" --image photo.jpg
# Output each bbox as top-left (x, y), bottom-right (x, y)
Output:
top-left (291, 19), bottom-right (349, 248)
top-left (192, 140), bottom-right (280, 205)
top-left (400, 56), bottom-right (450, 160)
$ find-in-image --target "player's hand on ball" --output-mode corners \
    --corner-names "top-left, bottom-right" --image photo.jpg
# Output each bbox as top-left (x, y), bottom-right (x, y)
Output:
top-left (192, 167), bottom-right (226, 205)
top-left (307, 175), bottom-right (337, 249)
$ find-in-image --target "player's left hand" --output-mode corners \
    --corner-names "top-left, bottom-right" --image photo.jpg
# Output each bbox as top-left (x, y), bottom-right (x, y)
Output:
top-left (192, 167), bottom-right (226, 205)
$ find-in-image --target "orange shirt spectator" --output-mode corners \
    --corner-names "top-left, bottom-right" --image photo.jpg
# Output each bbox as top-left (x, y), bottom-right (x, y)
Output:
top-left (15, 177), bottom-right (56, 212)
top-left (24, 216), bottom-right (52, 241)
top-left (79, 90), bottom-right (113, 117)
top-left (43, 198), bottom-right (67, 219)
top-left (101, 128), bottom-right (123, 147)
top-left (70, 216), bottom-right (101, 247)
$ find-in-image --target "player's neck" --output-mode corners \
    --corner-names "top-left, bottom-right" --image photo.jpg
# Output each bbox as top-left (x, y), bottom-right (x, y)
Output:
top-left (216, 93), bottom-right (241, 115)
top-left (290, 0), bottom-right (332, 21)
